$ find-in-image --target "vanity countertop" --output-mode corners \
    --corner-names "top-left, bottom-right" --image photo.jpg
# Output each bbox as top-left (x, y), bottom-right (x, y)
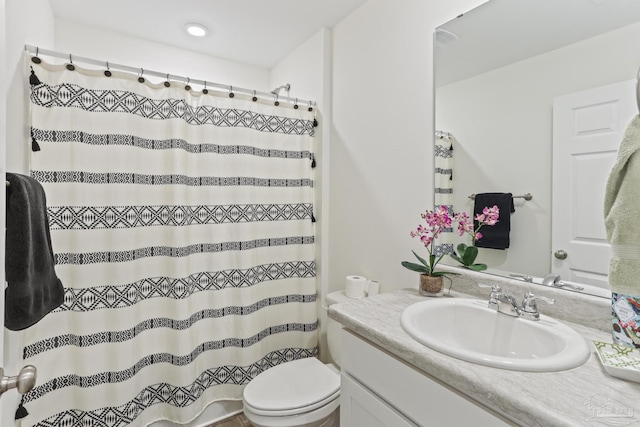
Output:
top-left (328, 288), bottom-right (640, 427)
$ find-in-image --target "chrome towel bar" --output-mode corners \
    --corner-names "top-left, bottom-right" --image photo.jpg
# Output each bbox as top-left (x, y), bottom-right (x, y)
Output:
top-left (468, 193), bottom-right (532, 201)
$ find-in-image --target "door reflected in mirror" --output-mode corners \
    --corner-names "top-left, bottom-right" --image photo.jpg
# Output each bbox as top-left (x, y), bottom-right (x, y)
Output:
top-left (434, 0), bottom-right (640, 298)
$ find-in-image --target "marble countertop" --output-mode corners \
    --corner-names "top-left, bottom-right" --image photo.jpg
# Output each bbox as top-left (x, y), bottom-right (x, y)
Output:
top-left (328, 288), bottom-right (640, 427)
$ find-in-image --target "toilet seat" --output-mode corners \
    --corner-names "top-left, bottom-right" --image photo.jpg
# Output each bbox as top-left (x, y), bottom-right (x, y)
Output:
top-left (244, 390), bottom-right (340, 417)
top-left (243, 396), bottom-right (340, 427)
top-left (243, 357), bottom-right (340, 417)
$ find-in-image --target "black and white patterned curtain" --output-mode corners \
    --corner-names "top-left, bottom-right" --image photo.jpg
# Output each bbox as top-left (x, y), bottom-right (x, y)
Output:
top-left (23, 58), bottom-right (318, 426)
top-left (434, 131), bottom-right (454, 256)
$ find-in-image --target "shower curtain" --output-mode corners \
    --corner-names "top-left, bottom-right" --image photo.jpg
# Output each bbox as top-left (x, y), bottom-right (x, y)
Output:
top-left (22, 58), bottom-right (318, 426)
top-left (434, 133), bottom-right (454, 256)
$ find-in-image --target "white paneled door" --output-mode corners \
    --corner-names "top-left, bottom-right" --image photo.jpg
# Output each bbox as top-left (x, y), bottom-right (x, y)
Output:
top-left (552, 79), bottom-right (637, 289)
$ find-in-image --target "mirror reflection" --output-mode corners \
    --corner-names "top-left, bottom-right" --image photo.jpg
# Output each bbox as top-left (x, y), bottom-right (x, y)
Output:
top-left (434, 0), bottom-right (640, 298)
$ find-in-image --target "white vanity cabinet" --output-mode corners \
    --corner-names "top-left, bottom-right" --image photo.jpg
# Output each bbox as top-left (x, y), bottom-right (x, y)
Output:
top-left (340, 329), bottom-right (514, 427)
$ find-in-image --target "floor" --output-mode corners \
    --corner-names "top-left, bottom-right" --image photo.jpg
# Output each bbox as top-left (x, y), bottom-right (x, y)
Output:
top-left (208, 413), bottom-right (252, 427)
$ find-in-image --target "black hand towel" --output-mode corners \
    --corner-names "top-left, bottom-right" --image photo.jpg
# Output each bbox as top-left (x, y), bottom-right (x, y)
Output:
top-left (5, 173), bottom-right (64, 330)
top-left (473, 192), bottom-right (515, 250)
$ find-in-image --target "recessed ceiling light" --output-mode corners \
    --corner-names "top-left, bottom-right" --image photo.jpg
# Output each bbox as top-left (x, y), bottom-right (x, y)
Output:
top-left (185, 23), bottom-right (208, 37)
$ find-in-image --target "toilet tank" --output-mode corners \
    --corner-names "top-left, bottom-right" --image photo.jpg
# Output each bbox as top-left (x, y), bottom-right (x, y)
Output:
top-left (324, 290), bottom-right (351, 367)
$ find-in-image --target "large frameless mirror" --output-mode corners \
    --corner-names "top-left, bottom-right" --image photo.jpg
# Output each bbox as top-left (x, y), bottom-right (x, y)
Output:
top-left (434, 0), bottom-right (640, 298)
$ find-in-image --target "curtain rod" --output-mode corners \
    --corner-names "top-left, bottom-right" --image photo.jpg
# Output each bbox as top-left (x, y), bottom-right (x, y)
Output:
top-left (24, 45), bottom-right (316, 109)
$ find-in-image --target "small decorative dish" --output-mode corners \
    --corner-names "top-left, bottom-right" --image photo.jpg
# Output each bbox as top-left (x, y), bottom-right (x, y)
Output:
top-left (593, 341), bottom-right (640, 383)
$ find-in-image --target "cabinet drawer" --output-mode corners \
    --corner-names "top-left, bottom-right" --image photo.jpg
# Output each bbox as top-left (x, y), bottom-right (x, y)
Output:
top-left (341, 329), bottom-right (512, 426)
top-left (341, 373), bottom-right (417, 427)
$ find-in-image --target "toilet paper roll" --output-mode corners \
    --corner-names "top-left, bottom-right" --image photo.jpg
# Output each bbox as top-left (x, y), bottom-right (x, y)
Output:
top-left (367, 280), bottom-right (380, 296)
top-left (345, 275), bottom-right (367, 298)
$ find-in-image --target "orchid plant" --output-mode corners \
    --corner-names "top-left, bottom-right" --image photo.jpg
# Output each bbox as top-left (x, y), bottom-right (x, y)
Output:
top-left (402, 205), bottom-right (500, 276)
top-left (449, 205), bottom-right (500, 271)
top-left (401, 206), bottom-right (458, 277)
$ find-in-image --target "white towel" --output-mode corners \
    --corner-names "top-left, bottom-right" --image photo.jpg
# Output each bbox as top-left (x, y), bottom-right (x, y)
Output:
top-left (604, 115), bottom-right (640, 295)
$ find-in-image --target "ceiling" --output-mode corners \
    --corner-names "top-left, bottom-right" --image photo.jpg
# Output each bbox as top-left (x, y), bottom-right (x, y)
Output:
top-left (49, 0), bottom-right (368, 68)
top-left (435, 0), bottom-right (640, 86)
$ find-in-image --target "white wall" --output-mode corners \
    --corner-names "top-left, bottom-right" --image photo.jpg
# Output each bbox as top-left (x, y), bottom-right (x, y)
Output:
top-left (270, 29), bottom-right (327, 107)
top-left (328, 0), bottom-right (485, 294)
top-left (6, 0), bottom-right (55, 173)
top-left (54, 19), bottom-right (270, 90)
top-left (437, 20), bottom-right (640, 277)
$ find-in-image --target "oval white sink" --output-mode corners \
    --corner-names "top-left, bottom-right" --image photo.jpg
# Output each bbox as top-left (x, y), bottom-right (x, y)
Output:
top-left (400, 298), bottom-right (590, 372)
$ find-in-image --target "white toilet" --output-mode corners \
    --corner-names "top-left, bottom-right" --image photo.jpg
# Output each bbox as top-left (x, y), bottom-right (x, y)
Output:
top-left (242, 290), bottom-right (349, 427)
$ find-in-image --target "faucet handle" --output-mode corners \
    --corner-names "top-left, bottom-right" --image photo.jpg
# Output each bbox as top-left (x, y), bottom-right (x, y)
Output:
top-left (478, 283), bottom-right (501, 293)
top-left (523, 292), bottom-right (555, 305)
top-left (478, 283), bottom-right (502, 310)
top-left (521, 292), bottom-right (555, 320)
top-left (509, 273), bottom-right (533, 282)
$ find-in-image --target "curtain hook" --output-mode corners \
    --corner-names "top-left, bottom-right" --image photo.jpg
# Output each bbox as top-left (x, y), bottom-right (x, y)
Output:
top-left (294, 98), bottom-right (299, 109)
top-left (202, 81), bottom-right (208, 95)
top-left (104, 61), bottom-right (112, 77)
top-left (252, 90), bottom-right (258, 102)
top-left (138, 68), bottom-right (145, 83)
top-left (307, 100), bottom-right (313, 112)
top-left (274, 93), bottom-right (279, 107)
top-left (66, 53), bottom-right (75, 71)
top-left (185, 77), bottom-right (191, 91)
top-left (31, 46), bottom-right (41, 64)
top-left (229, 85), bottom-right (235, 98)
top-left (164, 73), bottom-right (171, 87)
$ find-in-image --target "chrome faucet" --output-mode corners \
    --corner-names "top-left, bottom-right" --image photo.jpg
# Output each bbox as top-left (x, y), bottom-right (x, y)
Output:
top-left (479, 284), bottom-right (555, 321)
top-left (509, 273), bottom-right (533, 282)
top-left (541, 274), bottom-right (584, 291)
top-left (541, 274), bottom-right (561, 287)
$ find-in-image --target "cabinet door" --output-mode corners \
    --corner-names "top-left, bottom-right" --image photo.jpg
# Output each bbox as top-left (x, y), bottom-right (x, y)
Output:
top-left (341, 373), bottom-right (418, 427)
top-left (341, 330), bottom-right (514, 426)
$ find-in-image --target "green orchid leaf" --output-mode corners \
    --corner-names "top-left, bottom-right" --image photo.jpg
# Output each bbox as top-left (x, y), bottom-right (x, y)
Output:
top-left (412, 250), bottom-right (431, 269)
top-left (401, 261), bottom-right (431, 274)
top-left (461, 245), bottom-right (478, 265)
top-left (467, 263), bottom-right (488, 271)
top-left (449, 253), bottom-right (464, 264)
top-left (456, 243), bottom-right (468, 254)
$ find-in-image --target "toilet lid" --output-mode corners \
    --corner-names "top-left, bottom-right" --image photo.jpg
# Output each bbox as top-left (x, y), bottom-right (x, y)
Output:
top-left (243, 357), bottom-right (340, 413)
